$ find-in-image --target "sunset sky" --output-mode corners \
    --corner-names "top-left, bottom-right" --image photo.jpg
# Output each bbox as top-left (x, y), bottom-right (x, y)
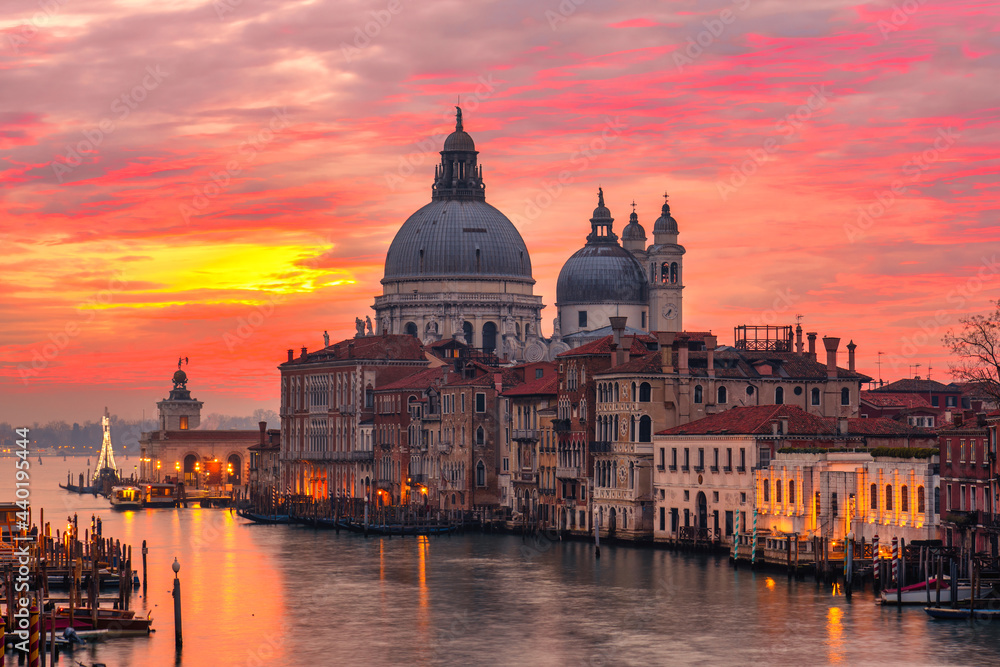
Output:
top-left (2, 0), bottom-right (998, 424)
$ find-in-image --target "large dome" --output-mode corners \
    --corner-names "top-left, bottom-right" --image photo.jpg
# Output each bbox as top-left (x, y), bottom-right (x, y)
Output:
top-left (383, 199), bottom-right (533, 282)
top-left (556, 244), bottom-right (648, 305)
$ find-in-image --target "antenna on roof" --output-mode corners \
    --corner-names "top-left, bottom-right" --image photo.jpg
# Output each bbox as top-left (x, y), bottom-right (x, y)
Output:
top-left (877, 351), bottom-right (884, 386)
top-left (927, 363), bottom-right (932, 381)
top-left (795, 314), bottom-right (804, 324)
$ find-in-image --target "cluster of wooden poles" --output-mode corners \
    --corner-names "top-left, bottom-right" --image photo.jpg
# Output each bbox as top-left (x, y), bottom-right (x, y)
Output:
top-left (2, 510), bottom-right (141, 666)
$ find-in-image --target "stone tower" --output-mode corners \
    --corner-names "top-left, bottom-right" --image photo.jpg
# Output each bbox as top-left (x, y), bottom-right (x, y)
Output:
top-left (645, 193), bottom-right (685, 332)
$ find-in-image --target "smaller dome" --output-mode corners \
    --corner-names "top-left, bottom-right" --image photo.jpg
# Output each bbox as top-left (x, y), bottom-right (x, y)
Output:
top-left (173, 369), bottom-right (188, 384)
top-left (653, 197), bottom-right (678, 235)
top-left (443, 130), bottom-right (476, 152)
top-left (622, 208), bottom-right (646, 241)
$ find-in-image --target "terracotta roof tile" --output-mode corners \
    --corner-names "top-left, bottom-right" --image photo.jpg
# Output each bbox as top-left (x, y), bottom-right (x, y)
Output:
top-left (502, 374), bottom-right (559, 397)
top-left (377, 367), bottom-right (447, 391)
top-left (860, 391), bottom-right (933, 409)
top-left (657, 405), bottom-right (836, 436)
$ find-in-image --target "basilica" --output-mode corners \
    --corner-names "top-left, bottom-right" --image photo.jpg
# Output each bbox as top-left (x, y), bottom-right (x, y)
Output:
top-left (372, 107), bottom-right (684, 358)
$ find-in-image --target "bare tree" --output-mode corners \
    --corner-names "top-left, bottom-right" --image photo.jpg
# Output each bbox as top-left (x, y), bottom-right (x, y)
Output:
top-left (944, 299), bottom-right (1000, 406)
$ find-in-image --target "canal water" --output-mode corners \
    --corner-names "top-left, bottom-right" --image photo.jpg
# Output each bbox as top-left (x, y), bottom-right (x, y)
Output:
top-left (5, 457), bottom-right (1000, 666)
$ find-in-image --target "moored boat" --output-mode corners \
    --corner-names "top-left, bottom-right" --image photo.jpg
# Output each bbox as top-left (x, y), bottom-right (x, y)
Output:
top-left (110, 485), bottom-right (144, 511)
top-left (56, 606), bottom-right (153, 635)
top-left (238, 508), bottom-right (291, 524)
top-left (880, 577), bottom-right (972, 605)
top-left (924, 606), bottom-right (1000, 620)
top-left (143, 482), bottom-right (179, 507)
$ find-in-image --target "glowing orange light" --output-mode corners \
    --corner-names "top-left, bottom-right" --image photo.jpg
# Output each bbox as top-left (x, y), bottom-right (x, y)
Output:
top-left (765, 577), bottom-right (776, 590)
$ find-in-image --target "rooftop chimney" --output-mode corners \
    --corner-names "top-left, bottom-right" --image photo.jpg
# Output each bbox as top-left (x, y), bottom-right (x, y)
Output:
top-left (837, 418), bottom-right (848, 435)
top-left (258, 421), bottom-right (267, 444)
top-left (822, 337), bottom-right (840, 378)
top-left (300, 346), bottom-right (308, 358)
top-left (287, 349), bottom-right (294, 363)
top-left (847, 340), bottom-right (857, 373)
top-left (795, 324), bottom-right (804, 356)
top-left (657, 332), bottom-right (676, 373)
top-left (706, 334), bottom-right (717, 378)
top-left (678, 336), bottom-right (690, 376)
top-left (610, 316), bottom-right (627, 366)
top-left (807, 332), bottom-right (817, 360)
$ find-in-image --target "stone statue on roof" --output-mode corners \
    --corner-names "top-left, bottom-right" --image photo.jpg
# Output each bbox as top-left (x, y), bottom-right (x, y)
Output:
top-left (365, 316), bottom-right (373, 336)
top-left (355, 317), bottom-right (365, 337)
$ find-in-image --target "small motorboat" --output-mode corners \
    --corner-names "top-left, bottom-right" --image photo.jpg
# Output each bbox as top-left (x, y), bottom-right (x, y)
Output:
top-left (109, 486), bottom-right (143, 511)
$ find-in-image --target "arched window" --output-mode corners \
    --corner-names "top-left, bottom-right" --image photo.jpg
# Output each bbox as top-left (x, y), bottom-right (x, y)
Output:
top-left (660, 262), bottom-right (670, 284)
top-left (885, 485), bottom-right (893, 511)
top-left (462, 321), bottom-right (473, 344)
top-left (870, 483), bottom-right (877, 510)
top-left (631, 382), bottom-right (637, 400)
top-left (476, 461), bottom-right (486, 487)
top-left (670, 262), bottom-right (678, 284)
top-left (788, 480), bottom-right (795, 504)
top-left (476, 426), bottom-right (485, 446)
top-left (694, 385), bottom-right (703, 404)
top-left (630, 415), bottom-right (636, 442)
top-left (639, 382), bottom-right (651, 402)
top-left (717, 386), bottom-right (727, 404)
top-left (841, 387), bottom-right (850, 406)
top-left (614, 383), bottom-right (620, 402)
top-left (775, 387), bottom-right (784, 405)
top-left (613, 414), bottom-right (619, 441)
top-left (405, 322), bottom-right (418, 337)
top-left (917, 486), bottom-right (926, 513)
top-left (638, 415), bottom-right (652, 443)
top-left (901, 485), bottom-right (909, 512)
top-left (482, 321), bottom-right (498, 354)
top-left (811, 388), bottom-right (820, 406)
top-left (776, 481), bottom-right (782, 503)
top-left (764, 479), bottom-right (770, 502)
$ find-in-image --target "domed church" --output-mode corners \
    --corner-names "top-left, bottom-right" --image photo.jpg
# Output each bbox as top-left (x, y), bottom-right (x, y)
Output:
top-left (373, 108), bottom-right (686, 360)
top-left (374, 108), bottom-right (547, 360)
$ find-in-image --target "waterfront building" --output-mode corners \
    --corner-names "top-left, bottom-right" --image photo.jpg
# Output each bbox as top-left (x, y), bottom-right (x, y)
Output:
top-left (500, 363), bottom-right (557, 526)
top-left (373, 366), bottom-right (448, 506)
top-left (278, 334), bottom-right (428, 499)
top-left (437, 363), bottom-right (521, 511)
top-left (140, 368), bottom-right (257, 488)
top-left (247, 422), bottom-right (281, 498)
top-left (862, 377), bottom-right (967, 428)
top-left (652, 404), bottom-right (939, 548)
top-left (938, 413), bottom-right (997, 553)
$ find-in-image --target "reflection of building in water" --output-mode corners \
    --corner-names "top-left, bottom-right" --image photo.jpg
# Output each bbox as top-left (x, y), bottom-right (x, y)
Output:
top-left (139, 368), bottom-right (258, 489)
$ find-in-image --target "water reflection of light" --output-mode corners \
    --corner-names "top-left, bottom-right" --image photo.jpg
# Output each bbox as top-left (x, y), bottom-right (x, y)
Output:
top-left (827, 606), bottom-right (843, 663)
top-left (765, 577), bottom-right (776, 590)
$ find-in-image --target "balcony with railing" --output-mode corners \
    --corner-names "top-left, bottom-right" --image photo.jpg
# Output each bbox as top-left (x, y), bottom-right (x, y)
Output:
top-left (556, 465), bottom-right (582, 479)
top-left (590, 441), bottom-right (612, 453)
top-left (512, 429), bottom-right (539, 441)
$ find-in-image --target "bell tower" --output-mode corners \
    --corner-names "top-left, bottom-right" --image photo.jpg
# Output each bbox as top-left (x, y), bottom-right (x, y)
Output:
top-left (157, 361), bottom-right (203, 431)
top-left (648, 192), bottom-right (685, 332)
